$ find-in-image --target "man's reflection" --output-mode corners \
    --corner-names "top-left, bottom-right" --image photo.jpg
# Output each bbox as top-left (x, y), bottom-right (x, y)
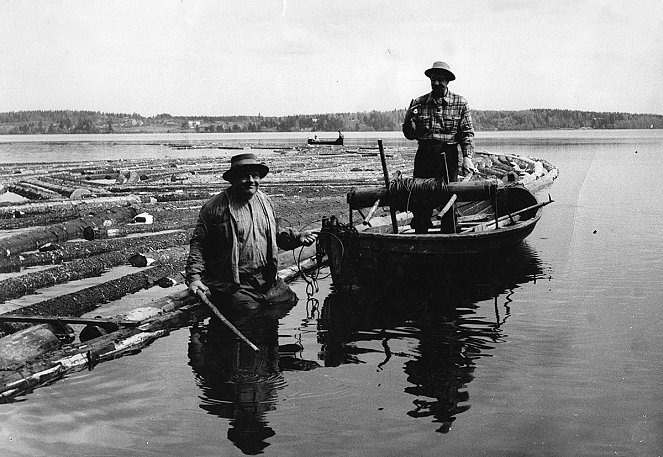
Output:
top-left (188, 300), bottom-right (319, 455)
top-left (318, 243), bottom-right (544, 433)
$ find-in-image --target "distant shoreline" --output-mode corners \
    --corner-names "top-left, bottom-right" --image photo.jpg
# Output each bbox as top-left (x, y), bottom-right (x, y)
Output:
top-left (2, 109), bottom-right (662, 135)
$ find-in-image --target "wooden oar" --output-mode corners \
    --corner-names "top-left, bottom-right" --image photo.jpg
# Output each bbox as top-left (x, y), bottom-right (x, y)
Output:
top-left (463, 195), bottom-right (553, 233)
top-left (196, 290), bottom-right (259, 352)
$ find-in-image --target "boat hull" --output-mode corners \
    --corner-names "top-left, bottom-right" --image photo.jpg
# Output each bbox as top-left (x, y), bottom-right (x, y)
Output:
top-left (307, 137), bottom-right (344, 146)
top-left (320, 184), bottom-right (544, 289)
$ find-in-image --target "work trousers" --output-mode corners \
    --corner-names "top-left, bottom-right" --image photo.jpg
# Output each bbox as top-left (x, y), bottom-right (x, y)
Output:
top-left (411, 141), bottom-right (459, 233)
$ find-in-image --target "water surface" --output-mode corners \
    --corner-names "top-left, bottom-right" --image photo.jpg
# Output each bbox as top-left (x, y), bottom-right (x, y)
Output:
top-left (1, 130), bottom-right (662, 456)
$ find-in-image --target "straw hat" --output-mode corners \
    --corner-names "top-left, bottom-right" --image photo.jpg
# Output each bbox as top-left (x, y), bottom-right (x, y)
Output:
top-left (424, 61), bottom-right (456, 81)
top-left (222, 153), bottom-right (269, 182)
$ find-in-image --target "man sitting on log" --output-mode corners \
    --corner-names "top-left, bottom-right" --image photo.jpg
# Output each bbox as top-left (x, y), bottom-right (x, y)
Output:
top-left (185, 153), bottom-right (316, 310)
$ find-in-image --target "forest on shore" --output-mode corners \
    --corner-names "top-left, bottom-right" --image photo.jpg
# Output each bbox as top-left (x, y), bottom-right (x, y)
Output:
top-left (1, 108), bottom-right (661, 135)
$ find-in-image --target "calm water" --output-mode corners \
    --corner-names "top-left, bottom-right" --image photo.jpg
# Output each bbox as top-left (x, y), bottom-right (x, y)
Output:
top-left (1, 130), bottom-right (662, 456)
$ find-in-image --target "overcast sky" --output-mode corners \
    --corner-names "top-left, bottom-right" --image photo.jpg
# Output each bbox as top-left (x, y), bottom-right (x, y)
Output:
top-left (1, 0), bottom-right (662, 117)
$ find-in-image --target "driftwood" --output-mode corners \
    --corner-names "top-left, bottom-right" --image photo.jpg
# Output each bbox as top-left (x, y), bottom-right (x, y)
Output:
top-left (0, 207), bottom-right (137, 257)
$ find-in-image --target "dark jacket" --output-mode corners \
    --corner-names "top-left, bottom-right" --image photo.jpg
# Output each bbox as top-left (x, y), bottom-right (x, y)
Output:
top-left (185, 188), bottom-right (302, 293)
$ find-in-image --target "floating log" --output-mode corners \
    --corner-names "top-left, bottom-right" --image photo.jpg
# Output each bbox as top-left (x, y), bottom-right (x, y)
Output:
top-left (0, 243), bottom-right (318, 336)
top-left (0, 245), bottom-right (189, 308)
top-left (153, 191), bottom-right (218, 202)
top-left (0, 246), bottom-right (325, 399)
top-left (0, 209), bottom-right (81, 230)
top-left (127, 245), bottom-right (189, 267)
top-left (0, 195), bottom-right (144, 217)
top-left (0, 290), bottom-right (200, 400)
top-left (51, 172), bottom-right (118, 185)
top-left (0, 250), bottom-right (131, 303)
top-left (0, 262), bottom-right (187, 336)
top-left (0, 207), bottom-right (137, 257)
top-left (0, 323), bottom-right (74, 367)
top-left (7, 182), bottom-right (61, 200)
top-left (0, 229), bottom-right (192, 273)
top-left (83, 218), bottom-right (196, 240)
top-left (33, 176), bottom-right (112, 197)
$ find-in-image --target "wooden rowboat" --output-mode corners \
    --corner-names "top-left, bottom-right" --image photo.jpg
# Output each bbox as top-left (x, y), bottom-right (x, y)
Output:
top-left (307, 135), bottom-right (344, 146)
top-left (320, 178), bottom-right (553, 290)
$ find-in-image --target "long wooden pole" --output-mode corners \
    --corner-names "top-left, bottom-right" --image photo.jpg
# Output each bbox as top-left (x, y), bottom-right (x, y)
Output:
top-left (377, 140), bottom-right (399, 234)
top-left (196, 290), bottom-right (259, 352)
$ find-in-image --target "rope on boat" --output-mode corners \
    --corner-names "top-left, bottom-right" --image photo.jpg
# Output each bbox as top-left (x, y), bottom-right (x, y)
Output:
top-left (387, 177), bottom-right (449, 212)
top-left (292, 216), bottom-right (358, 306)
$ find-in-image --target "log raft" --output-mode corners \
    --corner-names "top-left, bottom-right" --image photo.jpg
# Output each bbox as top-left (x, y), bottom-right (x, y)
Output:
top-left (0, 245), bottom-right (324, 401)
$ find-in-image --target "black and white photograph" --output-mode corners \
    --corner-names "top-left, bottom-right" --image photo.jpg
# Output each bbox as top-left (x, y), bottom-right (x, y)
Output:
top-left (1, 1), bottom-right (662, 456)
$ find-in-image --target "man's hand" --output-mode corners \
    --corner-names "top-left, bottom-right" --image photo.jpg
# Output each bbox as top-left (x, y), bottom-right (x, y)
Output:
top-left (188, 279), bottom-right (209, 297)
top-left (403, 104), bottom-right (419, 123)
top-left (298, 231), bottom-right (318, 247)
top-left (462, 157), bottom-right (478, 174)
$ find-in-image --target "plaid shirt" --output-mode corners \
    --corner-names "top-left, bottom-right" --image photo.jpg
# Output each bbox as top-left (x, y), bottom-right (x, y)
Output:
top-left (403, 89), bottom-right (475, 157)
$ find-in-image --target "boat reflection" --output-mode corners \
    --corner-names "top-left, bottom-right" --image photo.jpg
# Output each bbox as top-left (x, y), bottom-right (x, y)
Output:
top-left (317, 242), bottom-right (545, 433)
top-left (188, 300), bottom-right (320, 455)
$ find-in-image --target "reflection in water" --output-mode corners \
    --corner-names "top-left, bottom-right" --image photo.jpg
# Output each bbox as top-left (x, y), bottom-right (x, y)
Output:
top-left (188, 301), bottom-right (320, 455)
top-left (318, 243), bottom-right (545, 433)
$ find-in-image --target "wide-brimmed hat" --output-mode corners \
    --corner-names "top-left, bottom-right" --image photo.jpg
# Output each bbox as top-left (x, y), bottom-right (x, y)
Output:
top-left (222, 153), bottom-right (269, 182)
top-left (424, 61), bottom-right (456, 81)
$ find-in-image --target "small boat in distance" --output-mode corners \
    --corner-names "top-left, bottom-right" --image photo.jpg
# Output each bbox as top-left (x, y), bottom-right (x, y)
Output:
top-left (307, 132), bottom-right (344, 146)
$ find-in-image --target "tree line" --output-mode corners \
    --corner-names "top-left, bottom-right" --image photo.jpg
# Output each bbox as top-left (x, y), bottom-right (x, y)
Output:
top-left (1, 108), bottom-right (661, 134)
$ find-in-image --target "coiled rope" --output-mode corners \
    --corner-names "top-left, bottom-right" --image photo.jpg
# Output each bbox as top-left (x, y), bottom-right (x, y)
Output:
top-left (387, 177), bottom-right (450, 212)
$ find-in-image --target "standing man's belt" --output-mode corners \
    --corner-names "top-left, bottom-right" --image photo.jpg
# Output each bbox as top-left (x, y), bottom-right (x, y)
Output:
top-left (418, 139), bottom-right (457, 146)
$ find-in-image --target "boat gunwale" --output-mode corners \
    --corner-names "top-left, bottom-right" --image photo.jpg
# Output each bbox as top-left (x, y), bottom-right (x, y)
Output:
top-left (354, 210), bottom-right (542, 241)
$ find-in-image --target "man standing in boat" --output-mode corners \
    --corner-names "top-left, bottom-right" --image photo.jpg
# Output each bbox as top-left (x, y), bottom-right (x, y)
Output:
top-left (402, 61), bottom-right (477, 233)
top-left (185, 153), bottom-right (316, 311)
